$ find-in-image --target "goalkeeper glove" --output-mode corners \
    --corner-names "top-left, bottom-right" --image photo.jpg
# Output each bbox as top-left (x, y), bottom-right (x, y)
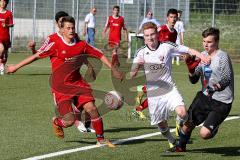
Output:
top-left (185, 56), bottom-right (201, 74)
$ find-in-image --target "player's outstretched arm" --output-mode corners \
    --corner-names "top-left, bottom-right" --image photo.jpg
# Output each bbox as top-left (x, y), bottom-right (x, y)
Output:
top-left (6, 53), bottom-right (40, 73)
top-left (100, 55), bottom-right (123, 80)
top-left (188, 48), bottom-right (211, 65)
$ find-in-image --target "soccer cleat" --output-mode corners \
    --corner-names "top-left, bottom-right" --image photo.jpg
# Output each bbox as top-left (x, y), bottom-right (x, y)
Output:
top-left (131, 109), bottom-right (146, 120)
top-left (175, 121), bottom-right (180, 137)
top-left (52, 117), bottom-right (64, 139)
top-left (76, 121), bottom-right (87, 133)
top-left (96, 139), bottom-right (116, 148)
top-left (176, 61), bottom-right (180, 66)
top-left (86, 127), bottom-right (96, 133)
top-left (165, 142), bottom-right (176, 153)
top-left (165, 146), bottom-right (186, 153)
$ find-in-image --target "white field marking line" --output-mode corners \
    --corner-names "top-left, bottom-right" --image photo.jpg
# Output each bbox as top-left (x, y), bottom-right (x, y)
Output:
top-left (22, 116), bottom-right (240, 160)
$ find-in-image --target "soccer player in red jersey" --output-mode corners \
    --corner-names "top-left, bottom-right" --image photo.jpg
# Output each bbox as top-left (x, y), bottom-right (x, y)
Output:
top-left (133, 9), bottom-right (178, 119)
top-left (0, 0), bottom-right (13, 75)
top-left (7, 16), bottom-right (123, 147)
top-left (103, 5), bottom-right (128, 67)
top-left (28, 11), bottom-right (96, 133)
top-left (158, 8), bottom-right (178, 43)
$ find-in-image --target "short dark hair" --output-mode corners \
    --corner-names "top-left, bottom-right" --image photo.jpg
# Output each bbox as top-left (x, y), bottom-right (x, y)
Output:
top-left (202, 27), bottom-right (220, 42)
top-left (113, 5), bottom-right (120, 10)
top-left (167, 8), bottom-right (178, 16)
top-left (60, 16), bottom-right (75, 28)
top-left (55, 11), bottom-right (69, 23)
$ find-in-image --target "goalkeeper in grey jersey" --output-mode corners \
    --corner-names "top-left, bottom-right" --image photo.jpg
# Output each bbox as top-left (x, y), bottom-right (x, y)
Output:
top-left (172, 27), bottom-right (234, 152)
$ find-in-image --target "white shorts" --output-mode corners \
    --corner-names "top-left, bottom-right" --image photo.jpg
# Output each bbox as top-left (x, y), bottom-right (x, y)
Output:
top-left (147, 86), bottom-right (184, 125)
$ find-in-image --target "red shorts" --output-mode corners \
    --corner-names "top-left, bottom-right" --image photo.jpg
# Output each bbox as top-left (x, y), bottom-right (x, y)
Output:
top-left (0, 38), bottom-right (11, 49)
top-left (108, 40), bottom-right (120, 49)
top-left (52, 80), bottom-right (95, 116)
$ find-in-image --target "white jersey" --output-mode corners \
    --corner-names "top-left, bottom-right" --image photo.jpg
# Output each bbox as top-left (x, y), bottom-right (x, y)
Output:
top-left (174, 20), bottom-right (185, 45)
top-left (133, 42), bottom-right (189, 97)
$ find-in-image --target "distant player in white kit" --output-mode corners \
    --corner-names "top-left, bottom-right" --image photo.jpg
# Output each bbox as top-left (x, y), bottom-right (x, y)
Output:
top-left (130, 22), bottom-right (210, 152)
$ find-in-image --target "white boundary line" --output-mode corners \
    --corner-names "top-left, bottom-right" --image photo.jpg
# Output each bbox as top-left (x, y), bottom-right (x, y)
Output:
top-left (22, 116), bottom-right (240, 160)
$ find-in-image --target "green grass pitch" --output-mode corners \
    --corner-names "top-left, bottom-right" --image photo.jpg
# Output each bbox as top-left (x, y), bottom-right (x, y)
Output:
top-left (0, 53), bottom-right (239, 160)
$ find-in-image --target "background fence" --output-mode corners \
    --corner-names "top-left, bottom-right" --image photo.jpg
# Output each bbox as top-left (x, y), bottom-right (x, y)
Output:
top-left (7, 0), bottom-right (240, 60)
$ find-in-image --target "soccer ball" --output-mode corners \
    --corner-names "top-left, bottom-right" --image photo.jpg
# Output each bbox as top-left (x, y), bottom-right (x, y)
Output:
top-left (104, 91), bottom-right (124, 110)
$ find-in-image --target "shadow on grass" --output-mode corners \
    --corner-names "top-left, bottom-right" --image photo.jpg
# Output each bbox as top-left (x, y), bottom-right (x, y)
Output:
top-left (189, 146), bottom-right (240, 157)
top-left (160, 154), bottom-right (185, 157)
top-left (65, 140), bottom-right (96, 145)
top-left (118, 138), bottom-right (166, 145)
top-left (104, 126), bottom-right (156, 133)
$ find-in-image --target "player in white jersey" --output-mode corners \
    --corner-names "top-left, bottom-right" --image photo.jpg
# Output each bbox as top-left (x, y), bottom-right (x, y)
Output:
top-left (130, 22), bottom-right (210, 152)
top-left (173, 10), bottom-right (185, 65)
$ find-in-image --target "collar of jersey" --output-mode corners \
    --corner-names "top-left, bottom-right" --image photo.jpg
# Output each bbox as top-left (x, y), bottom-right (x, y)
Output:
top-left (0, 10), bottom-right (7, 14)
top-left (60, 35), bottom-right (76, 46)
top-left (146, 42), bottom-right (160, 51)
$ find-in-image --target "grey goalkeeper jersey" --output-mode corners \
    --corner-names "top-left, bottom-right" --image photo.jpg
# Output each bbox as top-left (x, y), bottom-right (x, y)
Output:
top-left (194, 49), bottom-right (234, 104)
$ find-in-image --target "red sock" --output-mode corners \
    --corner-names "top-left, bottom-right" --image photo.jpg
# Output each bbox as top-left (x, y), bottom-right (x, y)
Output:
top-left (92, 117), bottom-right (104, 141)
top-left (136, 99), bottom-right (148, 111)
top-left (111, 54), bottom-right (119, 66)
top-left (54, 118), bottom-right (66, 128)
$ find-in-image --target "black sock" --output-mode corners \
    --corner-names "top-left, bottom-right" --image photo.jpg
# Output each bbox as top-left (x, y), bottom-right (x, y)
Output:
top-left (178, 128), bottom-right (191, 148)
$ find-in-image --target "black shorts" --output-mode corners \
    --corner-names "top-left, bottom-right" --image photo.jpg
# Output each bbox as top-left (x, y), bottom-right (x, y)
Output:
top-left (188, 91), bottom-right (232, 135)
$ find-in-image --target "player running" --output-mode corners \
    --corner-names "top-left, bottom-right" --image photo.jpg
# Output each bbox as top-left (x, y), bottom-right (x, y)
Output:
top-left (130, 22), bottom-right (210, 152)
top-left (28, 11), bottom-right (96, 133)
top-left (0, 0), bottom-right (14, 75)
top-left (171, 27), bottom-right (234, 152)
top-left (132, 8), bottom-right (178, 120)
top-left (103, 5), bottom-right (128, 67)
top-left (7, 16), bottom-right (123, 147)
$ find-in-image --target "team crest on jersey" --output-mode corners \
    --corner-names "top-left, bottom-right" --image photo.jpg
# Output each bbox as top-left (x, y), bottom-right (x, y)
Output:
top-left (61, 50), bottom-right (66, 54)
top-left (146, 52), bottom-right (149, 55)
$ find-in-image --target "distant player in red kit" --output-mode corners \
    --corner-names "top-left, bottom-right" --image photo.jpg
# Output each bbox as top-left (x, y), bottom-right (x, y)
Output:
top-left (0, 0), bottom-right (14, 75)
top-left (103, 5), bottom-right (128, 67)
top-left (133, 9), bottom-right (178, 119)
top-left (7, 16), bottom-right (123, 147)
top-left (158, 8), bottom-right (178, 43)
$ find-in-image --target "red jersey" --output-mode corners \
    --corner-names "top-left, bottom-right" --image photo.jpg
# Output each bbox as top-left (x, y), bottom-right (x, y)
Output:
top-left (105, 15), bottom-right (126, 45)
top-left (39, 34), bottom-right (103, 78)
top-left (158, 24), bottom-right (177, 43)
top-left (0, 10), bottom-right (13, 42)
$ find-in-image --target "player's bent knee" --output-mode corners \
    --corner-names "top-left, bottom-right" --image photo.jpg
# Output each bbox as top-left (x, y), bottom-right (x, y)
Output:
top-left (200, 127), bottom-right (212, 139)
top-left (83, 102), bottom-right (98, 113)
top-left (175, 106), bottom-right (187, 118)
